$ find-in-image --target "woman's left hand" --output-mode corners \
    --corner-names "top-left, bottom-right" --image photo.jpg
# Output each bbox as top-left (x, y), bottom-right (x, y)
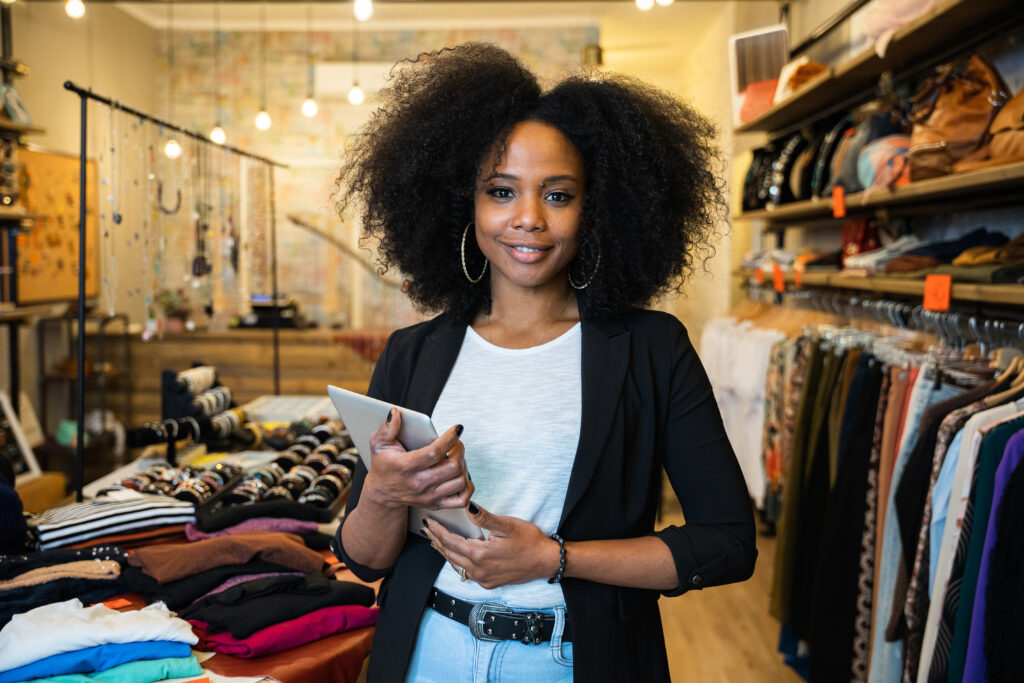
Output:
top-left (423, 503), bottom-right (560, 589)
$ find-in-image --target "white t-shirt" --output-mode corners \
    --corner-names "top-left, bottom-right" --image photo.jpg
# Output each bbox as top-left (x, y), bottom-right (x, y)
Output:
top-left (430, 322), bottom-right (582, 608)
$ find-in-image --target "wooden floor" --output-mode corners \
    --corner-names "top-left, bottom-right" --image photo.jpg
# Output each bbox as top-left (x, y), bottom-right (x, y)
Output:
top-left (658, 511), bottom-right (803, 683)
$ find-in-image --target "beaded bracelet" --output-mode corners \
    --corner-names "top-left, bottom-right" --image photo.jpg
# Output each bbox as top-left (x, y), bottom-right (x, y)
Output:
top-left (547, 533), bottom-right (567, 584)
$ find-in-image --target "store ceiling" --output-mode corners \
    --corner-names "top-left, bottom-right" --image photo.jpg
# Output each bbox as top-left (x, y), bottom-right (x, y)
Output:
top-left (115, 1), bottom-right (648, 31)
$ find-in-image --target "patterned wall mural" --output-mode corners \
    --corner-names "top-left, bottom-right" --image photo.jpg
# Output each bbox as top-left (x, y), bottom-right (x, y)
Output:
top-left (122, 24), bottom-right (597, 331)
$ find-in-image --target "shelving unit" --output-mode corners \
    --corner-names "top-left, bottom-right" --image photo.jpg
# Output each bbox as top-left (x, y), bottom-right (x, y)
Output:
top-left (736, 0), bottom-right (1023, 135)
top-left (740, 160), bottom-right (1024, 223)
top-left (735, 268), bottom-right (1024, 307)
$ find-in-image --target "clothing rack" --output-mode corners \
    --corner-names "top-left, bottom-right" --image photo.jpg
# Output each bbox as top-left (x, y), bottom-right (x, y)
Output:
top-left (747, 283), bottom-right (1024, 350)
top-left (63, 81), bottom-right (287, 501)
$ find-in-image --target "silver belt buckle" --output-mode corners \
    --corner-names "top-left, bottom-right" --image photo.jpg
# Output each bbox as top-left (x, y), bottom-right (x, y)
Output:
top-left (468, 601), bottom-right (513, 641)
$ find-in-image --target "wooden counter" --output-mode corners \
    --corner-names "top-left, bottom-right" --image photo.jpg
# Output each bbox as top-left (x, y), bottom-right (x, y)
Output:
top-left (84, 328), bottom-right (385, 425)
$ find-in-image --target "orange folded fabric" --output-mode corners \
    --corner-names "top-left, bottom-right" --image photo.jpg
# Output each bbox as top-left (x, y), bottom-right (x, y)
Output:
top-left (952, 234), bottom-right (1024, 266)
top-left (127, 532), bottom-right (325, 584)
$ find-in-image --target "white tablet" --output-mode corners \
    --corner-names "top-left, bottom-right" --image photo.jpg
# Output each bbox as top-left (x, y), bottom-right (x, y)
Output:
top-left (327, 385), bottom-right (485, 539)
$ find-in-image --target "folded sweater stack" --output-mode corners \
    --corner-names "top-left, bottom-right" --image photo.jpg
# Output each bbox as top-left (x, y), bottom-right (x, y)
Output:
top-left (0, 599), bottom-right (199, 683)
top-left (0, 546), bottom-right (128, 627)
top-left (27, 491), bottom-right (195, 551)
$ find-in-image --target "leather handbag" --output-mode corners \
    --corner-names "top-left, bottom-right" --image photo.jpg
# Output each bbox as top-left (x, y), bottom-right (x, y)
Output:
top-left (907, 53), bottom-right (1009, 180)
top-left (742, 145), bottom-right (775, 211)
top-left (790, 128), bottom-right (826, 201)
top-left (952, 87), bottom-right (1024, 172)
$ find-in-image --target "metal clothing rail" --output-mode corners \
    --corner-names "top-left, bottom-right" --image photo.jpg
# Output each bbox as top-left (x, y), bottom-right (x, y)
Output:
top-left (63, 81), bottom-right (288, 169)
top-left (64, 81), bottom-right (287, 500)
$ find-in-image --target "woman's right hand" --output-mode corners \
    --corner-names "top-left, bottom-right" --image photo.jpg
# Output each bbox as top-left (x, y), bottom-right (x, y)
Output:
top-left (361, 407), bottom-right (473, 512)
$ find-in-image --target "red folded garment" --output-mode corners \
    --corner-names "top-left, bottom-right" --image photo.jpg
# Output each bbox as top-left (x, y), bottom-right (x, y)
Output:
top-left (189, 603), bottom-right (378, 658)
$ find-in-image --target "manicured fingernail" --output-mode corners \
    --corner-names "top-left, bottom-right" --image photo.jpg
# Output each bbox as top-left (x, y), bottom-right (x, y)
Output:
top-left (386, 409), bottom-right (393, 424)
top-left (421, 518), bottom-right (428, 527)
top-left (468, 501), bottom-right (479, 514)
top-left (455, 424), bottom-right (464, 437)
top-left (467, 472), bottom-right (472, 482)
top-left (418, 530), bottom-right (428, 537)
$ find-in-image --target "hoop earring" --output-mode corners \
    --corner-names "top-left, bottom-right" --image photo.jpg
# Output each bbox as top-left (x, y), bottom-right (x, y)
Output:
top-left (461, 222), bottom-right (488, 284)
top-left (568, 241), bottom-right (601, 290)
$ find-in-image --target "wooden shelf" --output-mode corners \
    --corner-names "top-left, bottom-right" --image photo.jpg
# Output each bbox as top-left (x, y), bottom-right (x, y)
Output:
top-left (738, 160), bottom-right (1024, 224)
top-left (0, 119), bottom-right (44, 136)
top-left (735, 268), bottom-right (1024, 306)
top-left (735, 0), bottom-right (1023, 134)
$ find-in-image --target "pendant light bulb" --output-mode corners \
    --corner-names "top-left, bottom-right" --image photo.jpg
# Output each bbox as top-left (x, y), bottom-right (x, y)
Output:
top-left (163, 138), bottom-right (182, 159)
top-left (255, 110), bottom-right (272, 131)
top-left (353, 0), bottom-right (373, 22)
top-left (210, 126), bottom-right (226, 145)
top-left (348, 84), bottom-right (365, 105)
top-left (655, 0), bottom-right (675, 5)
top-left (301, 97), bottom-right (319, 117)
top-left (65, 0), bottom-right (85, 19)
top-left (635, 0), bottom-right (655, 10)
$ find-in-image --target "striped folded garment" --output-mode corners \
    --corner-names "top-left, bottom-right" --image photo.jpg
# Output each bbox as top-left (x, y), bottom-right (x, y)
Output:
top-left (28, 491), bottom-right (195, 551)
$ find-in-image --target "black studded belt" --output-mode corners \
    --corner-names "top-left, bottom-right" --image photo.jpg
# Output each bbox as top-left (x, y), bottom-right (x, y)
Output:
top-left (427, 589), bottom-right (572, 644)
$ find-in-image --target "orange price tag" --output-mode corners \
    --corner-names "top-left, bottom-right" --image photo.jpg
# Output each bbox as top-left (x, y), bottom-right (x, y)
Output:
top-left (772, 264), bottom-right (786, 293)
top-left (832, 186), bottom-right (847, 218)
top-left (754, 267), bottom-right (765, 285)
top-left (102, 598), bottom-right (132, 609)
top-left (923, 274), bottom-right (952, 311)
top-left (185, 678), bottom-right (211, 683)
top-left (794, 265), bottom-right (804, 288)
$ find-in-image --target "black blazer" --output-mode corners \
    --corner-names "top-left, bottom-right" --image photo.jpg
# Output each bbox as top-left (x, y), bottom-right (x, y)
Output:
top-left (334, 308), bottom-right (756, 682)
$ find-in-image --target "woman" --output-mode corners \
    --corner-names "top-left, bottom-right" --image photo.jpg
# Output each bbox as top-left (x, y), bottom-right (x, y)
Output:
top-left (333, 43), bottom-right (756, 682)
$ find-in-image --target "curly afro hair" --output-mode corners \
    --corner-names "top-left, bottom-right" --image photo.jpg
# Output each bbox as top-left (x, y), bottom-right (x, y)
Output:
top-left (335, 42), bottom-right (726, 323)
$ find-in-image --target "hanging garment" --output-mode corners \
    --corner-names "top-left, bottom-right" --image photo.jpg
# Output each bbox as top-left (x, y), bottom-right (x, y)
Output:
top-left (790, 347), bottom-right (853, 641)
top-left (771, 340), bottom-right (826, 624)
top-left (919, 406), bottom-right (1023, 681)
top-left (926, 414), bottom-right (1024, 682)
top-left (899, 397), bottom-right (996, 682)
top-left (869, 371), bottom-right (963, 683)
top-left (982, 453), bottom-right (1024, 682)
top-left (962, 428), bottom-right (1024, 680)
top-left (808, 357), bottom-right (886, 682)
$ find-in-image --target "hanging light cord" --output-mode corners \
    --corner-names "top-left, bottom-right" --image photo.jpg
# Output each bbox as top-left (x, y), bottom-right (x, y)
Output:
top-left (306, 3), bottom-right (314, 97)
top-left (214, 2), bottom-right (221, 124)
top-left (260, 1), bottom-right (267, 109)
top-left (167, 3), bottom-right (174, 122)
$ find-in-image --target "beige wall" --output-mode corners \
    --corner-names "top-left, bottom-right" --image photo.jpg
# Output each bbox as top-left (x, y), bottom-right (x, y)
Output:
top-left (599, 1), bottom-right (778, 350)
top-left (2, 3), bottom-right (159, 424)
top-left (12, 2), bottom-right (160, 157)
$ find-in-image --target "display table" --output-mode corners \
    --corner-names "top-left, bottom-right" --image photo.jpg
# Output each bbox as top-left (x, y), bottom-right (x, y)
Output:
top-left (83, 328), bottom-right (386, 425)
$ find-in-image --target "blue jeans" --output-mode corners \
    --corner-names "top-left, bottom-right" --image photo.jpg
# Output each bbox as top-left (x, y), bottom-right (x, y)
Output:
top-left (868, 372), bottom-right (962, 683)
top-left (405, 605), bottom-right (573, 683)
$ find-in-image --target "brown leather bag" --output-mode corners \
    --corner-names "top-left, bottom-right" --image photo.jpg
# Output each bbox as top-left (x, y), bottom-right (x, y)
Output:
top-left (907, 53), bottom-right (1009, 181)
top-left (953, 87), bottom-right (1024, 172)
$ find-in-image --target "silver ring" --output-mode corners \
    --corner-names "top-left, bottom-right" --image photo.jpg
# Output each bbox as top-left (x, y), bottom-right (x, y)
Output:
top-left (458, 566), bottom-right (468, 582)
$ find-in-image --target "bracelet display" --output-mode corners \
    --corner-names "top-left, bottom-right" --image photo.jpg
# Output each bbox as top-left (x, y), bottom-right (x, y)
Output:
top-left (547, 533), bottom-right (566, 584)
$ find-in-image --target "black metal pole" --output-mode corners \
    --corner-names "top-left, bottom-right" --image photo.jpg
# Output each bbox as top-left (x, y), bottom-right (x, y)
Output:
top-left (268, 162), bottom-right (280, 395)
top-left (75, 91), bottom-right (87, 502)
top-left (62, 81), bottom-right (287, 169)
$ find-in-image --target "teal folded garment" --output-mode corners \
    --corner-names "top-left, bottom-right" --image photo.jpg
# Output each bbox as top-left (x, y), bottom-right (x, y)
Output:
top-left (26, 655), bottom-right (202, 683)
